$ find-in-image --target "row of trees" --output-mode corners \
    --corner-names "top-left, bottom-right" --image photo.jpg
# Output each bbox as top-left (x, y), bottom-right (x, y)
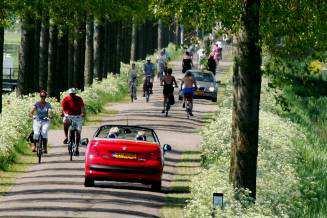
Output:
top-left (150, 0), bottom-right (325, 200)
top-left (1, 0), bottom-right (181, 105)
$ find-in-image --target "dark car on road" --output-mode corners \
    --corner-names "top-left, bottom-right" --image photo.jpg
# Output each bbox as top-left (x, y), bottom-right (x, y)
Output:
top-left (179, 70), bottom-right (218, 102)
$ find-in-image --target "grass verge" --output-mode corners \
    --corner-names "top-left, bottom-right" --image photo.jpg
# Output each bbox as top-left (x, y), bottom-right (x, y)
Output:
top-left (160, 151), bottom-right (201, 218)
top-left (0, 140), bottom-right (35, 196)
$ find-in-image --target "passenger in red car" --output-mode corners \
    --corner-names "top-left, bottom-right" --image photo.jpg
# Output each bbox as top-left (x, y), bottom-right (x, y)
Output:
top-left (135, 130), bottom-right (147, 141)
top-left (108, 127), bottom-right (119, 139)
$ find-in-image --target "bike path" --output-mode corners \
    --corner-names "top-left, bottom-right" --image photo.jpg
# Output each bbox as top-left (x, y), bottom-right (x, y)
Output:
top-left (0, 58), bottom-right (223, 217)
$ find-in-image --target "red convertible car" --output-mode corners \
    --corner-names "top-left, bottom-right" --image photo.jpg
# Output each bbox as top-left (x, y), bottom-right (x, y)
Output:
top-left (82, 125), bottom-right (171, 191)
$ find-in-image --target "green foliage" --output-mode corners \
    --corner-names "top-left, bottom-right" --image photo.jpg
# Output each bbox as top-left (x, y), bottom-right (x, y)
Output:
top-left (186, 77), bottom-right (305, 217)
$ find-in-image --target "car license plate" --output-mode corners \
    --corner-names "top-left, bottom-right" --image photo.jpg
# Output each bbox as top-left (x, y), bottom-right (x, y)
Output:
top-left (112, 152), bottom-right (137, 159)
top-left (195, 90), bottom-right (204, 96)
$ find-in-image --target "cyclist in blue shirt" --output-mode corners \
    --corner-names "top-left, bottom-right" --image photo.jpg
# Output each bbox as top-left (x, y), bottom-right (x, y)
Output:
top-left (29, 90), bottom-right (52, 153)
top-left (143, 57), bottom-right (155, 96)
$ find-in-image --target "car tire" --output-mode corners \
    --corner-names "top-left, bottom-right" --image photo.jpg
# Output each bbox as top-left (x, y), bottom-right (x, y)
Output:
top-left (151, 181), bottom-right (162, 192)
top-left (212, 97), bottom-right (217, 102)
top-left (84, 177), bottom-right (94, 187)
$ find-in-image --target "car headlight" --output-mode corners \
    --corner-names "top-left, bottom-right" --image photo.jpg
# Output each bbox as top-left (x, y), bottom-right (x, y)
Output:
top-left (208, 87), bottom-right (215, 92)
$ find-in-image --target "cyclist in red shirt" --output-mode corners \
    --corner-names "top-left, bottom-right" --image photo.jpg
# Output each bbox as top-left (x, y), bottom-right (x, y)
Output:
top-left (61, 88), bottom-right (85, 154)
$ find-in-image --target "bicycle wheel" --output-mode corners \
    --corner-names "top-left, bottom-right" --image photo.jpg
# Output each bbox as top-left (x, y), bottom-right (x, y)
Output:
top-left (165, 102), bottom-right (170, 117)
top-left (37, 137), bottom-right (42, 163)
top-left (131, 86), bottom-right (134, 102)
top-left (69, 142), bottom-right (73, 161)
top-left (146, 90), bottom-right (150, 102)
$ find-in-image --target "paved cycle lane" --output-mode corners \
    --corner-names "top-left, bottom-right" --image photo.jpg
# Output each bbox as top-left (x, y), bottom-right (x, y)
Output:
top-left (0, 59), bottom-right (220, 218)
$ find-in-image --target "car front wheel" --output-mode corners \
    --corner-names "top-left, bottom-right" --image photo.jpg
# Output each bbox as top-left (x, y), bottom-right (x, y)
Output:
top-left (84, 177), bottom-right (94, 187)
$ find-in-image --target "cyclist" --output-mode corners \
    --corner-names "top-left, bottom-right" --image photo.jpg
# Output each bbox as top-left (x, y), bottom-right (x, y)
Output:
top-left (61, 88), bottom-right (85, 155)
top-left (29, 90), bottom-right (52, 153)
top-left (143, 57), bottom-right (155, 97)
top-left (129, 63), bottom-right (138, 100)
top-left (181, 71), bottom-right (197, 116)
top-left (157, 51), bottom-right (167, 81)
top-left (161, 68), bottom-right (177, 113)
top-left (182, 51), bottom-right (193, 74)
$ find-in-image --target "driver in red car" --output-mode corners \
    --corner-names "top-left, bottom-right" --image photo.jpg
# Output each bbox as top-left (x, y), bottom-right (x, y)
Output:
top-left (61, 88), bottom-right (85, 154)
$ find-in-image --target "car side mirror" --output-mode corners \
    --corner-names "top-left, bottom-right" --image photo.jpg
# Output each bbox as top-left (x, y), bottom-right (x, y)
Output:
top-left (80, 138), bottom-right (89, 146)
top-left (163, 144), bottom-right (172, 154)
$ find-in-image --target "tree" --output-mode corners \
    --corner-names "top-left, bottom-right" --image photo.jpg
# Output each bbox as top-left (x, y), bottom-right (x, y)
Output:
top-left (229, 0), bottom-right (261, 199)
top-left (39, 11), bottom-right (49, 90)
top-left (85, 14), bottom-right (94, 86)
top-left (94, 18), bottom-right (104, 81)
top-left (17, 11), bottom-right (36, 95)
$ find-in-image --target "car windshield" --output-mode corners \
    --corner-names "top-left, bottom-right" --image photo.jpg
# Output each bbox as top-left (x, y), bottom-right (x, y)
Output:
top-left (192, 72), bottom-right (214, 82)
top-left (95, 125), bottom-right (158, 143)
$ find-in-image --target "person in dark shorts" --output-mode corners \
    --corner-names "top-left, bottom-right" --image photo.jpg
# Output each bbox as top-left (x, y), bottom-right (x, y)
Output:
top-left (182, 51), bottom-right (193, 73)
top-left (161, 68), bottom-right (178, 113)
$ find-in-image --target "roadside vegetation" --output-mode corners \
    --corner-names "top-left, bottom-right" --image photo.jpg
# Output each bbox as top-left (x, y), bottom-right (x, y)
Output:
top-left (184, 57), bottom-right (326, 216)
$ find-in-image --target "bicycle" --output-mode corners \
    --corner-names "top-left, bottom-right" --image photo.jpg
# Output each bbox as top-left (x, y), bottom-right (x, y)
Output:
top-left (130, 80), bottom-right (137, 102)
top-left (67, 115), bottom-right (82, 161)
top-left (185, 95), bottom-right (193, 119)
top-left (33, 116), bottom-right (49, 163)
top-left (164, 86), bottom-right (177, 117)
top-left (145, 76), bottom-right (152, 102)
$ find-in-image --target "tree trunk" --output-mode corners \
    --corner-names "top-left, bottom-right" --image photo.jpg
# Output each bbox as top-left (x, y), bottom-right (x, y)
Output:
top-left (94, 18), bottom-right (104, 81)
top-left (67, 34), bottom-right (74, 88)
top-left (107, 21), bottom-right (113, 74)
top-left (73, 15), bottom-right (86, 90)
top-left (175, 18), bottom-right (179, 45)
top-left (85, 15), bottom-right (94, 87)
top-left (47, 24), bottom-right (58, 99)
top-left (57, 29), bottom-right (69, 94)
top-left (32, 19), bottom-right (41, 92)
top-left (115, 22), bottom-right (121, 74)
top-left (17, 15), bottom-right (35, 95)
top-left (229, 0), bottom-right (261, 200)
top-left (0, 27), bottom-right (4, 113)
top-left (158, 19), bottom-right (163, 51)
top-left (39, 12), bottom-right (49, 91)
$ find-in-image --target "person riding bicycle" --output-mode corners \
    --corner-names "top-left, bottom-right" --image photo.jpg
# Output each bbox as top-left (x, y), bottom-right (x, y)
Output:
top-left (181, 71), bottom-right (197, 116)
top-left (61, 88), bottom-right (85, 155)
top-left (129, 63), bottom-right (138, 100)
top-left (29, 90), bottom-right (52, 153)
top-left (157, 51), bottom-right (167, 81)
top-left (161, 68), bottom-right (177, 113)
top-left (182, 51), bottom-right (193, 74)
top-left (143, 57), bottom-right (155, 97)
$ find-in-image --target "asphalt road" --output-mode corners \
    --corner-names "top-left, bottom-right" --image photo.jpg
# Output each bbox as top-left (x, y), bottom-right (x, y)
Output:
top-left (0, 59), bottom-right (221, 218)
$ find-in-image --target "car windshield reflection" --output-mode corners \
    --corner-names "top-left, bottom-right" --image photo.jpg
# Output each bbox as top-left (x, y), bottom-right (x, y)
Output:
top-left (192, 71), bottom-right (214, 82)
